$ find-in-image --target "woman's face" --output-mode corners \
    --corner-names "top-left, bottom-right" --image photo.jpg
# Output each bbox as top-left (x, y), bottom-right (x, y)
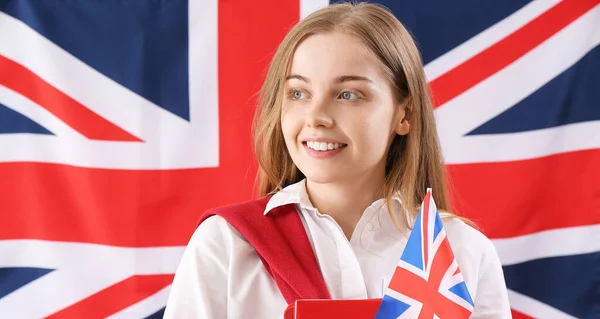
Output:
top-left (281, 31), bottom-right (409, 186)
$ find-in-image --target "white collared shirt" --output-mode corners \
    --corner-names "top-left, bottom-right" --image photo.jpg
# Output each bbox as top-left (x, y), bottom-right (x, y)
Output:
top-left (164, 180), bottom-right (512, 318)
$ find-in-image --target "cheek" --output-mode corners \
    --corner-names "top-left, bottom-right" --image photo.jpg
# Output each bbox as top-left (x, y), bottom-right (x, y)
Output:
top-left (352, 110), bottom-right (395, 154)
top-left (364, 126), bottom-right (392, 155)
top-left (280, 107), bottom-right (301, 143)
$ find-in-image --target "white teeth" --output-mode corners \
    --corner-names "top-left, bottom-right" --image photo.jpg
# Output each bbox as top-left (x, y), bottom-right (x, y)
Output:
top-left (306, 141), bottom-right (343, 151)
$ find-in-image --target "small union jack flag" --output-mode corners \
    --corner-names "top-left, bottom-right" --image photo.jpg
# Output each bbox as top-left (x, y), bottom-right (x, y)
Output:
top-left (375, 189), bottom-right (474, 319)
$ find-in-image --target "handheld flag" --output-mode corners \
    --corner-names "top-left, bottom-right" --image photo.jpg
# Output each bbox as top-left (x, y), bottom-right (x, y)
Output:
top-left (374, 189), bottom-right (474, 319)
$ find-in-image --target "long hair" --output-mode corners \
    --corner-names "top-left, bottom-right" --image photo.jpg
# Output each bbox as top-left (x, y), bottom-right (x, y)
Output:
top-left (253, 2), bottom-right (456, 227)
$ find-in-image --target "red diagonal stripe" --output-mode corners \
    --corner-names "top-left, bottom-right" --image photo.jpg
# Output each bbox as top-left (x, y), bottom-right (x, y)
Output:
top-left (430, 0), bottom-right (599, 108)
top-left (511, 310), bottom-right (535, 319)
top-left (447, 148), bottom-right (600, 239)
top-left (452, 267), bottom-right (461, 276)
top-left (0, 55), bottom-right (141, 141)
top-left (45, 274), bottom-right (173, 319)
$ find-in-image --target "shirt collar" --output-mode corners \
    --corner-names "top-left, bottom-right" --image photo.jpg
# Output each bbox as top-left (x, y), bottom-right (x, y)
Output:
top-left (264, 178), bottom-right (403, 215)
top-left (264, 179), bottom-right (314, 215)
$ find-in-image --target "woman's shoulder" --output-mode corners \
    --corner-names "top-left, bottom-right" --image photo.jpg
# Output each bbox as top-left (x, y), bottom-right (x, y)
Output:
top-left (185, 213), bottom-right (259, 265)
top-left (201, 196), bottom-right (272, 219)
top-left (191, 214), bottom-right (237, 249)
top-left (440, 215), bottom-right (502, 276)
top-left (441, 216), bottom-right (496, 254)
top-left (193, 195), bottom-right (278, 247)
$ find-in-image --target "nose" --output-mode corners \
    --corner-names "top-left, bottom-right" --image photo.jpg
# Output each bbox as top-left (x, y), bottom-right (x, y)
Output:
top-left (306, 99), bottom-right (334, 128)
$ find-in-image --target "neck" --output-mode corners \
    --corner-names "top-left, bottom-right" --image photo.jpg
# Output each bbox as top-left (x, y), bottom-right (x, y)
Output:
top-left (305, 172), bottom-right (386, 240)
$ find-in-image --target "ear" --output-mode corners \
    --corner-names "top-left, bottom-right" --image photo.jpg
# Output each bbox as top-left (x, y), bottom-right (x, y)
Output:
top-left (394, 102), bottom-right (410, 136)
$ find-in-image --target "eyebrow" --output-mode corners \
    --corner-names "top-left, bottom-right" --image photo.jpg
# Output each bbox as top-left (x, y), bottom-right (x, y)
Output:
top-left (334, 75), bottom-right (374, 84)
top-left (285, 74), bottom-right (374, 84)
top-left (286, 74), bottom-right (310, 83)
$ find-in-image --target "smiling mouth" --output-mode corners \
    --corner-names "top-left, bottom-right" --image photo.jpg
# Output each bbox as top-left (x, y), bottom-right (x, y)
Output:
top-left (303, 141), bottom-right (348, 151)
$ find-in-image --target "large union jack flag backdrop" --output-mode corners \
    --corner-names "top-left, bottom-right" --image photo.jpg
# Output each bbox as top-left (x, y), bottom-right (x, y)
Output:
top-left (0, 0), bottom-right (598, 318)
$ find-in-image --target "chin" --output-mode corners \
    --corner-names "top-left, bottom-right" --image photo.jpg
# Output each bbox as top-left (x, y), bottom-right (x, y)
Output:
top-left (298, 168), bottom-right (345, 185)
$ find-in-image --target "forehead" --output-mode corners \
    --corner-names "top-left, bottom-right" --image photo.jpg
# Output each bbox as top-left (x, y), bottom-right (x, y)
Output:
top-left (289, 31), bottom-right (386, 81)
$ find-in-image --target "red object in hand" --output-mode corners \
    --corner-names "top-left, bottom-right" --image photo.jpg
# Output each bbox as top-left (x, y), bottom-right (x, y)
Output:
top-left (284, 299), bottom-right (383, 319)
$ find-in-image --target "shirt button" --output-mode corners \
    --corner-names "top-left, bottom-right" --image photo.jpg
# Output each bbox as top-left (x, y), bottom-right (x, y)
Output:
top-left (365, 222), bottom-right (373, 231)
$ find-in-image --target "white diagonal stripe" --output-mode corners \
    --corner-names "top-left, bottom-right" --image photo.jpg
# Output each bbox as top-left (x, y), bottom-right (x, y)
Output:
top-left (106, 285), bottom-right (171, 319)
top-left (0, 85), bottom-right (85, 140)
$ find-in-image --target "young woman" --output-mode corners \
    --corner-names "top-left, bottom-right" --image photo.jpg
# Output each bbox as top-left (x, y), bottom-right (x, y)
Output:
top-left (164, 3), bottom-right (511, 318)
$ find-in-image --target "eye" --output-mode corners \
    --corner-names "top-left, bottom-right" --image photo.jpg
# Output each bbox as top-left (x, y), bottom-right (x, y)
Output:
top-left (339, 91), bottom-right (359, 100)
top-left (289, 89), bottom-right (308, 100)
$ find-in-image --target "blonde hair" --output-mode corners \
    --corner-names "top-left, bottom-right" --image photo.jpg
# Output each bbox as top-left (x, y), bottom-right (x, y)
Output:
top-left (253, 2), bottom-right (459, 228)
